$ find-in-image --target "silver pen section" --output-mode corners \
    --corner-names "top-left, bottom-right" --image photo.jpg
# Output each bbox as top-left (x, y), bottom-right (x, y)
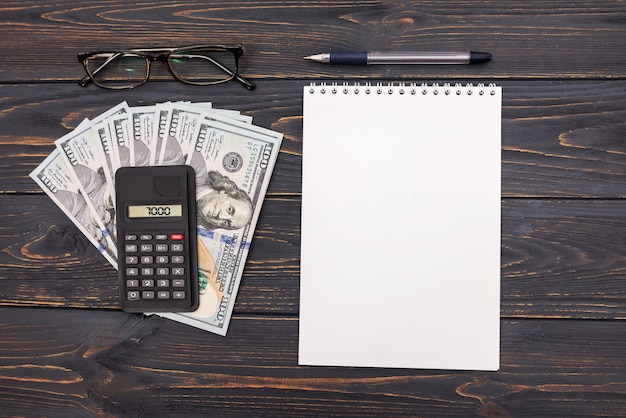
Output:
top-left (367, 51), bottom-right (487, 64)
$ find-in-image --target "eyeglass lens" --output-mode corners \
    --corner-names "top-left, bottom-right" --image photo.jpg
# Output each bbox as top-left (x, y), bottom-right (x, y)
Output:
top-left (85, 47), bottom-right (238, 89)
top-left (168, 47), bottom-right (237, 84)
top-left (86, 53), bottom-right (148, 88)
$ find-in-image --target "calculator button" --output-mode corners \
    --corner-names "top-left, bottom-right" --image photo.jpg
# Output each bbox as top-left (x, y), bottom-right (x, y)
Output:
top-left (171, 233), bottom-right (184, 241)
top-left (171, 244), bottom-right (184, 252)
top-left (158, 291), bottom-right (170, 299)
top-left (172, 279), bottom-right (185, 287)
top-left (157, 268), bottom-right (169, 276)
top-left (156, 255), bottom-right (169, 264)
top-left (172, 267), bottom-right (185, 276)
top-left (141, 256), bottom-right (154, 264)
top-left (173, 291), bottom-right (186, 299)
top-left (141, 267), bottom-right (154, 276)
top-left (155, 244), bottom-right (169, 252)
top-left (142, 279), bottom-right (155, 287)
top-left (127, 291), bottom-right (140, 301)
top-left (125, 234), bottom-right (138, 241)
top-left (157, 279), bottom-right (170, 287)
top-left (126, 279), bottom-right (139, 288)
top-left (126, 268), bottom-right (139, 276)
top-left (140, 234), bottom-right (153, 240)
top-left (125, 244), bottom-right (138, 252)
top-left (142, 291), bottom-right (155, 299)
top-left (171, 255), bottom-right (184, 264)
top-left (156, 234), bottom-right (168, 240)
top-left (140, 244), bottom-right (153, 252)
top-left (125, 256), bottom-right (139, 264)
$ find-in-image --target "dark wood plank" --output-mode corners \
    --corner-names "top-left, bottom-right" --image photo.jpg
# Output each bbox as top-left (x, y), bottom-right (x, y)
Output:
top-left (502, 82), bottom-right (626, 198)
top-left (1, 80), bottom-right (625, 198)
top-left (502, 199), bottom-right (626, 319)
top-left (1, 308), bottom-right (625, 417)
top-left (2, 195), bottom-right (625, 320)
top-left (0, 1), bottom-right (625, 80)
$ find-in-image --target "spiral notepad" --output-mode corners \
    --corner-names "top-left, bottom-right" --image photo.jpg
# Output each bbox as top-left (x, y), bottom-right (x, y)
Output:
top-left (299, 82), bottom-right (502, 370)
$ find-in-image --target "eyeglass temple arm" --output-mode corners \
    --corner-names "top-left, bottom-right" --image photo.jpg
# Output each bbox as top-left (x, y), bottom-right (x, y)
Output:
top-left (235, 73), bottom-right (256, 90)
top-left (78, 53), bottom-right (124, 87)
top-left (79, 75), bottom-right (92, 87)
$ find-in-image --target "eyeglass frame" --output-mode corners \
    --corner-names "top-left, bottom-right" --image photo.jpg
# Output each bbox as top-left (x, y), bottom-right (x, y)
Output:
top-left (77, 45), bottom-right (256, 90)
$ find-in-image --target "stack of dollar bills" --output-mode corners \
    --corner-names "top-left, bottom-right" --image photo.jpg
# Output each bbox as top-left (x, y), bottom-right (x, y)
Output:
top-left (30, 101), bottom-right (283, 336)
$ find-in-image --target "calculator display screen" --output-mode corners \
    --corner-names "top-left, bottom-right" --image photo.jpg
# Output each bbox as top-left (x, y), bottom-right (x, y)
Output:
top-left (127, 204), bottom-right (183, 218)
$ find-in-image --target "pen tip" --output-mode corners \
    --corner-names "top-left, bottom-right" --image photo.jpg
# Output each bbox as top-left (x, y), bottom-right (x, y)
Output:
top-left (304, 54), bottom-right (325, 63)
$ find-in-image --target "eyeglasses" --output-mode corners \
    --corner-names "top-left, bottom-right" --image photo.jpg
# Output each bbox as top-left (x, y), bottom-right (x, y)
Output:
top-left (78, 45), bottom-right (255, 90)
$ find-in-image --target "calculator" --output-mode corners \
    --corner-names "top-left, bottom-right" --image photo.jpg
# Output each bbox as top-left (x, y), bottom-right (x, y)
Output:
top-left (115, 165), bottom-right (199, 313)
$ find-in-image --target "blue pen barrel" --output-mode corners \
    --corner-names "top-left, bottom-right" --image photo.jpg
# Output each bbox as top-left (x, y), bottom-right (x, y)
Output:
top-left (329, 52), bottom-right (368, 65)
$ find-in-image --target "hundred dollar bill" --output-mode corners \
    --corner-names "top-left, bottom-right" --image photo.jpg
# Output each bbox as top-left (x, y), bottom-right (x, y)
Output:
top-left (55, 103), bottom-right (128, 253)
top-left (157, 102), bottom-right (252, 167)
top-left (129, 105), bottom-right (155, 167)
top-left (29, 149), bottom-right (117, 268)
top-left (157, 103), bottom-right (206, 166)
top-left (208, 107), bottom-right (252, 124)
top-left (151, 102), bottom-right (172, 166)
top-left (157, 114), bottom-right (282, 335)
top-left (108, 112), bottom-right (132, 173)
top-left (91, 118), bottom-right (121, 242)
top-left (91, 119), bottom-right (117, 194)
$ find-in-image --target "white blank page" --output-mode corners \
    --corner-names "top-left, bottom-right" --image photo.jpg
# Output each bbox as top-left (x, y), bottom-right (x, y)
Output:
top-left (299, 83), bottom-right (502, 370)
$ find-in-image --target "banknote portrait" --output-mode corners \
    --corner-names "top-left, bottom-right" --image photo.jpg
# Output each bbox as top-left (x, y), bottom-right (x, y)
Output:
top-left (196, 170), bottom-right (253, 231)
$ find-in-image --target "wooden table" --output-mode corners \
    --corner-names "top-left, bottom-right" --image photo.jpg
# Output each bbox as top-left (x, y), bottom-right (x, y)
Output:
top-left (1, 1), bottom-right (625, 416)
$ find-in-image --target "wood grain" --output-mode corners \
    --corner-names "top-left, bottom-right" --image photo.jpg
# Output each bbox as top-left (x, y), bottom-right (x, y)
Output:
top-left (0, 1), bottom-right (625, 80)
top-left (1, 0), bottom-right (625, 416)
top-left (1, 308), bottom-right (625, 417)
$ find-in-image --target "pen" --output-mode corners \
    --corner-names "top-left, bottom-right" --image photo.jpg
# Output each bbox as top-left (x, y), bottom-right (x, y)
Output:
top-left (304, 51), bottom-right (492, 65)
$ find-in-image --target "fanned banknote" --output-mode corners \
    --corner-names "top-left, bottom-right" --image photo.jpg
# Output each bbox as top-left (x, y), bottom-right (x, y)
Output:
top-left (30, 101), bottom-right (282, 336)
top-left (91, 119), bottom-right (117, 196)
top-left (108, 112), bottom-right (132, 172)
top-left (157, 106), bottom-right (282, 335)
top-left (54, 102), bottom-right (129, 255)
top-left (157, 102), bottom-right (251, 166)
top-left (30, 148), bottom-right (118, 267)
top-left (129, 105), bottom-right (156, 167)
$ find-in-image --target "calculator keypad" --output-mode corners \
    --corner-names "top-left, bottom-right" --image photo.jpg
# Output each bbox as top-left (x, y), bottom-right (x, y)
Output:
top-left (122, 233), bottom-right (190, 305)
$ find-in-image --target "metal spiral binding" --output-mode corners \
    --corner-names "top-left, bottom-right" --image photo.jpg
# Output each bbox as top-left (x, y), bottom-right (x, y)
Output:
top-left (308, 82), bottom-right (498, 96)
